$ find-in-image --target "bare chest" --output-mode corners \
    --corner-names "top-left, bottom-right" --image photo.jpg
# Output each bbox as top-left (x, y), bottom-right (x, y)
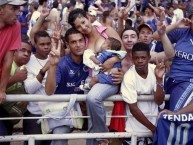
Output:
top-left (87, 35), bottom-right (106, 53)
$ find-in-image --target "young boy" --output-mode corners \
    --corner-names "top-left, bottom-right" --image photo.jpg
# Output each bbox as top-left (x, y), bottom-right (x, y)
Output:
top-left (80, 37), bottom-right (126, 90)
top-left (121, 42), bottom-right (165, 145)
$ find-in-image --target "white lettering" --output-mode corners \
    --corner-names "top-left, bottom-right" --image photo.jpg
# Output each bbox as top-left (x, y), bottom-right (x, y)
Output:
top-left (182, 52), bottom-right (187, 59)
top-left (168, 115), bottom-right (173, 121)
top-left (175, 50), bottom-right (193, 61)
top-left (187, 53), bottom-right (193, 61)
top-left (163, 114), bottom-right (167, 119)
top-left (173, 114), bottom-right (181, 121)
top-left (181, 114), bottom-right (188, 121)
top-left (69, 70), bottom-right (75, 75)
top-left (189, 114), bottom-right (193, 120)
top-left (66, 82), bottom-right (76, 87)
top-left (164, 114), bottom-right (193, 121)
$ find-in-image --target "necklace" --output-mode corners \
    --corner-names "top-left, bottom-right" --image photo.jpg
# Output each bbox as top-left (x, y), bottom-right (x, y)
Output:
top-left (35, 57), bottom-right (44, 67)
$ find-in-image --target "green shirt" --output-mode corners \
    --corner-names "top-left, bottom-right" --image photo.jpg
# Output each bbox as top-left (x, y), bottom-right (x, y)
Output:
top-left (6, 61), bottom-right (26, 94)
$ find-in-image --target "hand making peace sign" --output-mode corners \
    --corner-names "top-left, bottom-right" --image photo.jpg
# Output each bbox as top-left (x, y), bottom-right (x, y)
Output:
top-left (49, 22), bottom-right (63, 66)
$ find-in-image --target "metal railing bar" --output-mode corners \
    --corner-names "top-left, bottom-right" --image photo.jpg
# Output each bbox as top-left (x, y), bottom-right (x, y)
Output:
top-left (5, 94), bottom-right (170, 102)
top-left (0, 132), bottom-right (152, 142)
top-left (0, 115), bottom-right (158, 121)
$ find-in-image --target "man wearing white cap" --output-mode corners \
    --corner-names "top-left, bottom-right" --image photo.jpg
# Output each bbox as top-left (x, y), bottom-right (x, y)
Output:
top-left (88, 9), bottom-right (102, 26)
top-left (0, 0), bottom-right (26, 139)
top-left (171, 0), bottom-right (184, 24)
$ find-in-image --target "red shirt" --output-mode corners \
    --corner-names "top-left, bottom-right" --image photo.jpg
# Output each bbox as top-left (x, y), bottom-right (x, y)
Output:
top-left (0, 21), bottom-right (21, 77)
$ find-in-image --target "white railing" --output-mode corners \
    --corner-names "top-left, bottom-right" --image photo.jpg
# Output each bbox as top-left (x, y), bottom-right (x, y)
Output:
top-left (0, 94), bottom-right (170, 145)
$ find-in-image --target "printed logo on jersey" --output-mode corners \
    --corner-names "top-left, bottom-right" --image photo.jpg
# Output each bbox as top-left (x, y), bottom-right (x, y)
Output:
top-left (68, 70), bottom-right (75, 77)
top-left (163, 113), bottom-right (193, 122)
top-left (83, 66), bottom-right (89, 72)
top-left (66, 82), bottom-right (76, 87)
top-left (175, 50), bottom-right (193, 61)
top-left (69, 70), bottom-right (75, 75)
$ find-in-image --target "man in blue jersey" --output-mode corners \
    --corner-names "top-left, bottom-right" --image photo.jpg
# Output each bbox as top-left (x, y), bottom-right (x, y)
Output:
top-left (152, 12), bottom-right (193, 145)
top-left (154, 102), bottom-right (193, 145)
top-left (153, 14), bottom-right (193, 112)
top-left (45, 28), bottom-right (89, 95)
top-left (45, 28), bottom-right (89, 145)
top-left (154, 112), bottom-right (193, 145)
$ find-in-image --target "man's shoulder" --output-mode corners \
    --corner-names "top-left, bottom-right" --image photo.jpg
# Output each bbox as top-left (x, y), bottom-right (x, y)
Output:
top-left (0, 21), bottom-right (20, 31)
top-left (58, 54), bottom-right (71, 67)
top-left (124, 65), bottom-right (136, 78)
top-left (31, 11), bottom-right (40, 19)
top-left (148, 63), bottom-right (156, 70)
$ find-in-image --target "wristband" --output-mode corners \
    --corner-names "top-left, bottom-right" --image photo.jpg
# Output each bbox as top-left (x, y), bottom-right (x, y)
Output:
top-left (156, 82), bottom-right (164, 88)
top-left (39, 69), bottom-right (46, 77)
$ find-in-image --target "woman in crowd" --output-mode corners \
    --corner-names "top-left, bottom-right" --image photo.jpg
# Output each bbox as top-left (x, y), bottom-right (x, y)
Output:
top-left (68, 8), bottom-right (124, 145)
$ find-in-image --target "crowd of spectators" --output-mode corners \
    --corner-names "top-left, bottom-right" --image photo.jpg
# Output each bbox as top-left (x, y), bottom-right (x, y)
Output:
top-left (1, 0), bottom-right (193, 145)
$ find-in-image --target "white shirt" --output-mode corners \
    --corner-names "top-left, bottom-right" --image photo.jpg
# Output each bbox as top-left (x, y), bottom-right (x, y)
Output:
top-left (27, 11), bottom-right (40, 37)
top-left (171, 8), bottom-right (184, 24)
top-left (74, 2), bottom-right (84, 9)
top-left (121, 64), bottom-right (158, 133)
top-left (24, 55), bottom-right (48, 114)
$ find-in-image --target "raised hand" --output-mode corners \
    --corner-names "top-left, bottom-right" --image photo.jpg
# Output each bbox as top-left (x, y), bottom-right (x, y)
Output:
top-left (156, 20), bottom-right (166, 36)
top-left (175, 18), bottom-right (191, 29)
top-left (148, 3), bottom-right (159, 15)
top-left (49, 39), bottom-right (62, 66)
top-left (154, 58), bottom-right (165, 81)
top-left (155, 12), bottom-right (166, 36)
top-left (118, 7), bottom-right (127, 19)
top-left (52, 22), bottom-right (63, 43)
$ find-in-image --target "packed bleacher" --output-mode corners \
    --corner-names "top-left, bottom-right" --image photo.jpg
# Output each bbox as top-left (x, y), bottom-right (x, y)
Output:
top-left (1, 0), bottom-right (193, 145)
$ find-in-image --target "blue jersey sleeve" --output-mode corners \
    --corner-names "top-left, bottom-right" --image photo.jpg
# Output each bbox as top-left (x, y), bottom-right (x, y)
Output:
top-left (168, 28), bottom-right (188, 44)
top-left (56, 65), bottom-right (62, 85)
top-left (56, 57), bottom-right (67, 85)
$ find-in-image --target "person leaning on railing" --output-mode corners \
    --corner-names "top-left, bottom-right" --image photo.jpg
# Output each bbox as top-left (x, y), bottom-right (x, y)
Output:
top-left (0, 0), bottom-right (26, 142)
top-left (121, 42), bottom-right (166, 145)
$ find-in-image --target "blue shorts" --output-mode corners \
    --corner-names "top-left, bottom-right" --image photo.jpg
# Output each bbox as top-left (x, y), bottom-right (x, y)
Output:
top-left (97, 73), bottom-right (113, 85)
top-left (97, 63), bottom-right (121, 85)
top-left (165, 78), bottom-right (193, 111)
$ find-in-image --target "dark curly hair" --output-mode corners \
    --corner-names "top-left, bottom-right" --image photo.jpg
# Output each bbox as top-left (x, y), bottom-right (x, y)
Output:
top-left (132, 42), bottom-right (150, 56)
top-left (108, 37), bottom-right (121, 51)
top-left (64, 28), bottom-right (83, 42)
top-left (68, 8), bottom-right (87, 27)
top-left (121, 27), bottom-right (139, 39)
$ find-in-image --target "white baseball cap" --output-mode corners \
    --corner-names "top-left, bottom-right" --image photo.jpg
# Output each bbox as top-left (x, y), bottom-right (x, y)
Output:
top-left (0, 0), bottom-right (27, 6)
top-left (88, 10), bottom-right (97, 17)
